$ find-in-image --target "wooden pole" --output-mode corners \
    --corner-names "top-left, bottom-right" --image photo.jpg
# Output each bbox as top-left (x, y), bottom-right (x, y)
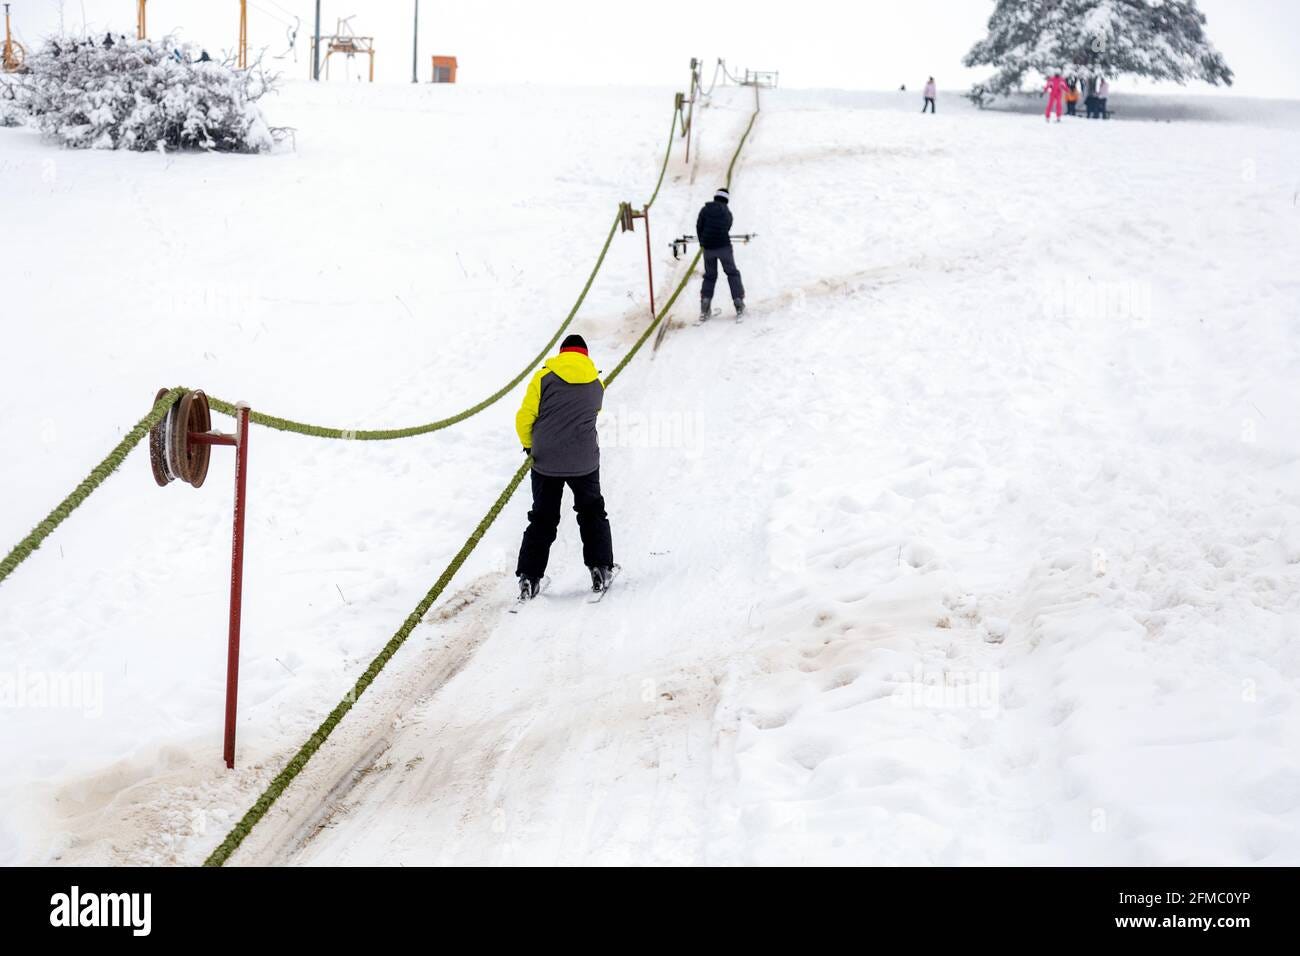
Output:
top-left (238, 0), bottom-right (248, 69)
top-left (222, 404), bottom-right (251, 769)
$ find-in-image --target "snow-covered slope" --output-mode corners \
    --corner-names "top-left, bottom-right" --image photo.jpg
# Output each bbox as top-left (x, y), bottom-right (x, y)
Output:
top-left (2, 83), bottom-right (1298, 865)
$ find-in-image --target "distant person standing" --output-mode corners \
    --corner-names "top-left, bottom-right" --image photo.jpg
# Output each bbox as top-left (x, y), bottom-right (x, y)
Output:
top-left (1065, 80), bottom-right (1080, 116)
top-left (1043, 72), bottom-right (1068, 123)
top-left (1097, 78), bottom-right (1110, 118)
top-left (697, 187), bottom-right (745, 320)
top-left (922, 77), bottom-right (937, 113)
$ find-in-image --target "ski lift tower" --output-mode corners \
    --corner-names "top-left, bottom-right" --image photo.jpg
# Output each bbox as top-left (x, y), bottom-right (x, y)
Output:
top-left (2, 4), bottom-right (24, 73)
top-left (310, 17), bottom-right (375, 82)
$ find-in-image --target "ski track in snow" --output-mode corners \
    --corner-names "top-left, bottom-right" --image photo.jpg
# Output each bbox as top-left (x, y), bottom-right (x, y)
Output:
top-left (2, 84), bottom-right (1299, 865)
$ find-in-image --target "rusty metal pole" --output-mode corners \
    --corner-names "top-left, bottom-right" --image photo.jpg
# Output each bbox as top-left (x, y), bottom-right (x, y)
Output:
top-left (223, 403), bottom-right (251, 769)
top-left (642, 206), bottom-right (656, 320)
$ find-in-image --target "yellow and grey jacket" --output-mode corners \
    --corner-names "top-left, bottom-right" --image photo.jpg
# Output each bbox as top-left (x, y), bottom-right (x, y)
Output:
top-left (515, 349), bottom-right (604, 477)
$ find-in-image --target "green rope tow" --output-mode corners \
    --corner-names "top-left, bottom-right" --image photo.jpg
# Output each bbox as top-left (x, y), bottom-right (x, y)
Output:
top-left (203, 76), bottom-right (696, 441)
top-left (203, 88), bottom-right (762, 867)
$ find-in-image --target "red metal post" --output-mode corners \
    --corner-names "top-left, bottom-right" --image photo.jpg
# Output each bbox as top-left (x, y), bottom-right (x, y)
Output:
top-left (642, 206), bottom-right (655, 320)
top-left (223, 403), bottom-right (251, 769)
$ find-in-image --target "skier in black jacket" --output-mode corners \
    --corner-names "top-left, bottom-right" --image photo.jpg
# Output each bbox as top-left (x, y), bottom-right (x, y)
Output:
top-left (696, 188), bottom-right (745, 319)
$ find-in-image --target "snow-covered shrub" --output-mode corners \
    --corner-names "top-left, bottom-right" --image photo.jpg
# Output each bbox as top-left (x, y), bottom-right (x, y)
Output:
top-left (18, 36), bottom-right (275, 152)
top-left (0, 78), bottom-right (21, 128)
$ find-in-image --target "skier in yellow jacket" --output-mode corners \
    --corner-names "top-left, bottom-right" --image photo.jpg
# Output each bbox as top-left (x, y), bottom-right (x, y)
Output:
top-left (515, 334), bottom-right (615, 600)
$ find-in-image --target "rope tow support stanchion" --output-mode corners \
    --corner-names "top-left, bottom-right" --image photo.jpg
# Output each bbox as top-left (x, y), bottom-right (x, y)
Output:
top-left (203, 76), bottom-right (763, 867)
top-left (148, 389), bottom-right (254, 770)
top-left (619, 201), bottom-right (656, 323)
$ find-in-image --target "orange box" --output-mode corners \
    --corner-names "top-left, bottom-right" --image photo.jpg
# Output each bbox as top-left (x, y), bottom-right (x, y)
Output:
top-left (431, 56), bottom-right (458, 83)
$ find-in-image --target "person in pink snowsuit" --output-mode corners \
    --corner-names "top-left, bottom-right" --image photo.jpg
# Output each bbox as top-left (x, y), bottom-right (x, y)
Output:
top-left (1043, 73), bottom-right (1068, 121)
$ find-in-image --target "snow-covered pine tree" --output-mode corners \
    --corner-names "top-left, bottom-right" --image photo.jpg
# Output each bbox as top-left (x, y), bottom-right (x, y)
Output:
top-left (964, 0), bottom-right (1233, 104)
top-left (17, 36), bottom-right (276, 152)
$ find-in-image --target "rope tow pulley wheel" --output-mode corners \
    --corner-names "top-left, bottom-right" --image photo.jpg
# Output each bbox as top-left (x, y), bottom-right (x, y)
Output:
top-left (168, 391), bottom-right (195, 486)
top-left (185, 390), bottom-right (213, 488)
top-left (619, 202), bottom-right (649, 235)
top-left (169, 392), bottom-right (196, 489)
top-left (162, 389), bottom-right (213, 488)
top-left (171, 390), bottom-right (212, 488)
top-left (149, 388), bottom-right (177, 487)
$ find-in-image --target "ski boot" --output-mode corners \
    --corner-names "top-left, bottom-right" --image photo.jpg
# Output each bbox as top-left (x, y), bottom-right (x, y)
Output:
top-left (734, 298), bottom-right (746, 318)
top-left (699, 298), bottom-right (712, 322)
top-left (589, 566), bottom-right (615, 593)
top-left (517, 574), bottom-right (542, 601)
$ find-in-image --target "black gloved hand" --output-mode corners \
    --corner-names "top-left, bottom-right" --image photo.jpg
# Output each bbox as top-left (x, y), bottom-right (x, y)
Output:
top-left (523, 447), bottom-right (532, 456)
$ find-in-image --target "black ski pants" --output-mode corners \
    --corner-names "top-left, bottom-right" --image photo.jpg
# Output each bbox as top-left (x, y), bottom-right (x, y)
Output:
top-left (516, 467), bottom-right (613, 579)
top-left (701, 246), bottom-right (745, 303)
top-left (922, 97), bottom-right (935, 113)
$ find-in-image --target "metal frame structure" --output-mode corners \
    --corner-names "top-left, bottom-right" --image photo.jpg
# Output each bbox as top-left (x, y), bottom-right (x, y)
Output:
top-left (310, 17), bottom-right (376, 82)
top-left (1, 3), bottom-right (23, 73)
top-left (619, 202), bottom-right (657, 324)
top-left (743, 69), bottom-right (780, 88)
top-left (669, 232), bottom-right (758, 261)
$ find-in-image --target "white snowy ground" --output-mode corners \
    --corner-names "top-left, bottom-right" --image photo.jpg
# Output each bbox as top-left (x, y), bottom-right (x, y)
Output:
top-left (1, 82), bottom-right (1298, 866)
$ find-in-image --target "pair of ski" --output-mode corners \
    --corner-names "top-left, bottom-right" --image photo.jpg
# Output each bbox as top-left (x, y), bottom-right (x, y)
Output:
top-left (511, 565), bottom-right (621, 611)
top-left (697, 308), bottom-right (745, 325)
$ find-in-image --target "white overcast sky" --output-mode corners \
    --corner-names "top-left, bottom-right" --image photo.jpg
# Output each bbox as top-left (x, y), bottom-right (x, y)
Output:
top-left (16, 1), bottom-right (1300, 97)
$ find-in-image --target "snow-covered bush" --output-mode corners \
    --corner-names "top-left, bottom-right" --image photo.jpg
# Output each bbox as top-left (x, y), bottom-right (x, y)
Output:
top-left (0, 78), bottom-right (21, 128)
top-left (17, 36), bottom-right (275, 152)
